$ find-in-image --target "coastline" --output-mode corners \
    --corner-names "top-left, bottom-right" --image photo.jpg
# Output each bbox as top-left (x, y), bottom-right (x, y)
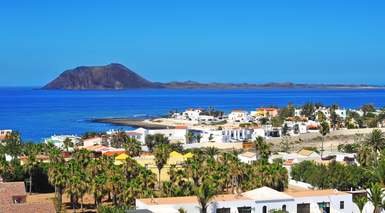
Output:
top-left (92, 118), bottom-right (174, 129)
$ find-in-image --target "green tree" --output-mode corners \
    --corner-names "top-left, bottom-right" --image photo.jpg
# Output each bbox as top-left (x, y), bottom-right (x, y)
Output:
top-left (154, 144), bottom-right (170, 190)
top-left (124, 137), bottom-right (142, 157)
top-left (23, 144), bottom-right (39, 195)
top-left (63, 137), bottom-right (73, 152)
top-left (354, 195), bottom-right (367, 213)
top-left (205, 147), bottom-right (219, 160)
top-left (301, 102), bottom-right (315, 118)
top-left (362, 104), bottom-right (375, 116)
top-left (319, 121), bottom-right (330, 158)
top-left (368, 183), bottom-right (385, 213)
top-left (254, 137), bottom-right (270, 163)
top-left (195, 177), bottom-right (218, 213)
top-left (48, 148), bottom-right (67, 213)
top-left (3, 131), bottom-right (22, 159)
top-left (365, 129), bottom-right (385, 158)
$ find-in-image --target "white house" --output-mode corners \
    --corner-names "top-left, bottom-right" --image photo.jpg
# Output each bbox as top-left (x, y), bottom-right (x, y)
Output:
top-left (82, 137), bottom-right (103, 147)
top-left (222, 128), bottom-right (253, 142)
top-left (294, 109), bottom-right (302, 117)
top-left (183, 109), bottom-right (203, 122)
top-left (283, 121), bottom-right (307, 136)
top-left (334, 109), bottom-right (347, 119)
top-left (148, 128), bottom-right (188, 144)
top-left (44, 135), bottom-right (81, 150)
top-left (238, 151), bottom-right (257, 164)
top-left (136, 186), bottom-right (355, 213)
top-left (0, 129), bottom-right (12, 141)
top-left (228, 110), bottom-right (250, 123)
top-left (251, 128), bottom-right (265, 139)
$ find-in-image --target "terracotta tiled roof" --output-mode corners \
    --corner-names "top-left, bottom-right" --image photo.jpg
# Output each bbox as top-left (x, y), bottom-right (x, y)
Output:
top-left (0, 182), bottom-right (27, 205)
top-left (0, 202), bottom-right (55, 213)
top-left (103, 150), bottom-right (126, 156)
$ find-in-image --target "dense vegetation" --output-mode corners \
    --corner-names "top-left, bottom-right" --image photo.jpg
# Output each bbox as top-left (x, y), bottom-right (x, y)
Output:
top-left (291, 129), bottom-right (385, 212)
top-left (0, 131), bottom-right (287, 213)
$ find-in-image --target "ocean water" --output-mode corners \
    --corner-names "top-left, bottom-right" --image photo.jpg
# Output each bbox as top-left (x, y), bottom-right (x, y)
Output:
top-left (1, 87), bottom-right (385, 142)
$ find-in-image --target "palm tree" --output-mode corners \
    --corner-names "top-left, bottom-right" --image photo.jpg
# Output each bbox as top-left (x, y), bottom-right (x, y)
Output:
top-left (319, 121), bottom-right (330, 158)
top-left (87, 158), bottom-right (107, 208)
top-left (186, 156), bottom-right (202, 186)
top-left (106, 165), bottom-right (125, 206)
top-left (365, 129), bottom-right (385, 159)
top-left (154, 144), bottom-right (170, 190)
top-left (65, 159), bottom-right (83, 212)
top-left (357, 145), bottom-right (376, 167)
top-left (354, 195), bottom-right (367, 213)
top-left (205, 147), bottom-right (219, 160)
top-left (23, 144), bottom-right (39, 195)
top-left (186, 131), bottom-right (194, 144)
top-left (375, 158), bottom-right (385, 187)
top-left (368, 183), bottom-right (385, 213)
top-left (124, 137), bottom-right (142, 157)
top-left (63, 137), bottom-right (73, 152)
top-left (195, 178), bottom-right (218, 213)
top-left (111, 131), bottom-right (129, 148)
top-left (254, 136), bottom-right (270, 163)
top-left (3, 131), bottom-right (22, 159)
top-left (194, 134), bottom-right (202, 143)
top-left (48, 148), bottom-right (66, 213)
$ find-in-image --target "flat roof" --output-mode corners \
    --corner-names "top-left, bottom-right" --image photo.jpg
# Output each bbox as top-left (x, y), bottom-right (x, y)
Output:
top-left (286, 189), bottom-right (349, 197)
top-left (138, 187), bottom-right (349, 206)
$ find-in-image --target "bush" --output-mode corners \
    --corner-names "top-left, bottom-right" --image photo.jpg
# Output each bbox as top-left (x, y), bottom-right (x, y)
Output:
top-left (97, 205), bottom-right (129, 213)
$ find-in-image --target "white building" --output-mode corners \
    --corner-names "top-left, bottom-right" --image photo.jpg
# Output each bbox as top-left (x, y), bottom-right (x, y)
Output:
top-left (283, 121), bottom-right (307, 136)
top-left (82, 137), bottom-right (103, 147)
top-left (334, 109), bottom-right (347, 119)
top-left (222, 128), bottom-right (253, 142)
top-left (238, 151), bottom-right (257, 164)
top-left (228, 110), bottom-right (250, 123)
top-left (136, 186), bottom-right (355, 213)
top-left (183, 109), bottom-right (203, 122)
top-left (294, 109), bottom-right (302, 117)
top-left (0, 129), bottom-right (12, 141)
top-left (148, 128), bottom-right (188, 144)
top-left (251, 128), bottom-right (265, 139)
top-left (44, 135), bottom-right (81, 150)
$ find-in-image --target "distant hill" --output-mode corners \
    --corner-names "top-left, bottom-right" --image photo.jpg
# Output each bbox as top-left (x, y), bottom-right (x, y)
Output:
top-left (42, 63), bottom-right (158, 89)
top-left (42, 63), bottom-right (384, 90)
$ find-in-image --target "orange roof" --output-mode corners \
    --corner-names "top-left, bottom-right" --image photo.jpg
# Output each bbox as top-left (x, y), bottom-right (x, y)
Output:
top-left (284, 159), bottom-right (294, 166)
top-left (103, 150), bottom-right (126, 156)
top-left (286, 189), bottom-right (349, 197)
top-left (175, 125), bottom-right (188, 129)
top-left (138, 194), bottom-right (251, 205)
top-left (258, 108), bottom-right (278, 111)
top-left (19, 155), bottom-right (49, 161)
top-left (80, 145), bottom-right (107, 151)
top-left (139, 196), bottom-right (198, 205)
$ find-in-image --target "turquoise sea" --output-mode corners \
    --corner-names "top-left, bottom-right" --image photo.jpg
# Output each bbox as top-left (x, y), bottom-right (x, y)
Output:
top-left (1, 87), bottom-right (385, 142)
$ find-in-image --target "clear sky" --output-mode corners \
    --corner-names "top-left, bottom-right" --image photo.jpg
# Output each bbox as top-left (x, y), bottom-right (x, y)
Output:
top-left (1, 0), bottom-right (385, 86)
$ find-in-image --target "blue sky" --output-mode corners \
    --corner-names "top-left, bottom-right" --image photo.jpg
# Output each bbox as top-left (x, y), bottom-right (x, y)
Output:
top-left (1, 0), bottom-right (385, 86)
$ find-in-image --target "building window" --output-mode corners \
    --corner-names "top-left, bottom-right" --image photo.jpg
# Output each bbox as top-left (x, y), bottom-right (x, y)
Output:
top-left (237, 207), bottom-right (251, 213)
top-left (216, 208), bottom-right (230, 213)
top-left (262, 206), bottom-right (267, 213)
top-left (340, 201), bottom-right (344, 209)
top-left (282, 204), bottom-right (287, 212)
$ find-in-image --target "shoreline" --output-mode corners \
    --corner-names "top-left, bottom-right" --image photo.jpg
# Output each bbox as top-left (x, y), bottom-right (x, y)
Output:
top-left (92, 118), bottom-right (174, 129)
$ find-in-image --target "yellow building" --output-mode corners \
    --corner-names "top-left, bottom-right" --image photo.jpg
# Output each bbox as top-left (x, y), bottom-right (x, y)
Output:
top-left (115, 151), bottom-right (193, 181)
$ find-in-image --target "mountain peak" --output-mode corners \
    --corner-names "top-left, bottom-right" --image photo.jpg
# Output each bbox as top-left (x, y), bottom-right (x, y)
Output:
top-left (42, 64), bottom-right (158, 90)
